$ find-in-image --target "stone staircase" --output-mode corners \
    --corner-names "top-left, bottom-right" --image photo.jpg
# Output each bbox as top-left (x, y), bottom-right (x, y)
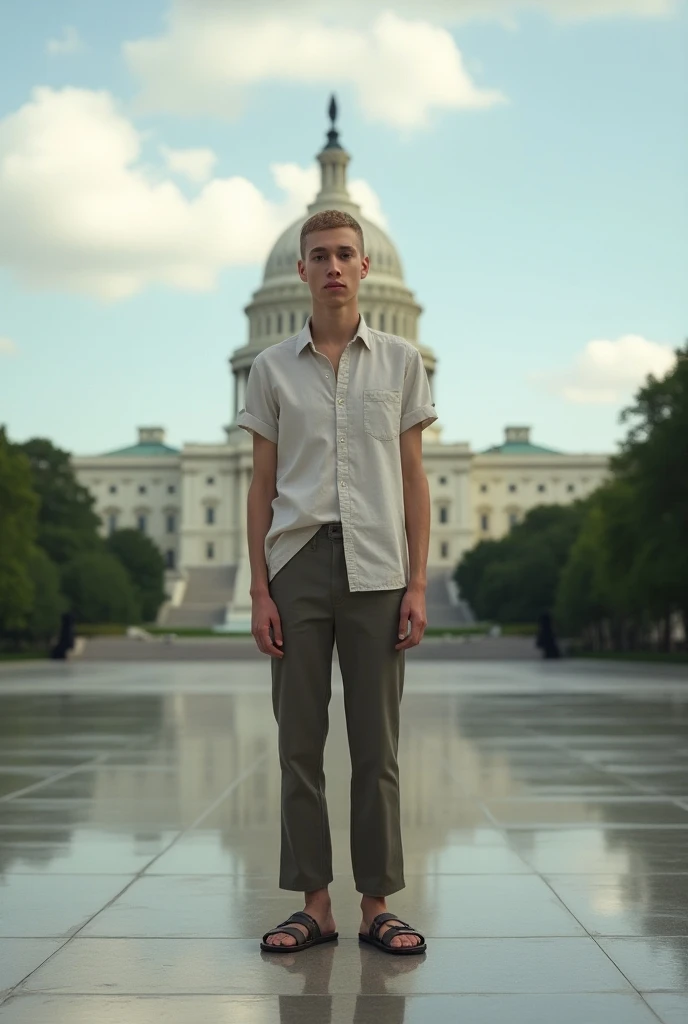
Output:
top-left (424, 567), bottom-right (473, 628)
top-left (163, 566), bottom-right (238, 628)
top-left (162, 564), bottom-right (470, 630)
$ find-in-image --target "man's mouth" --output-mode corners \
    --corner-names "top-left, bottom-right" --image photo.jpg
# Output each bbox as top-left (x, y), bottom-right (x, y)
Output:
top-left (325, 283), bottom-right (345, 290)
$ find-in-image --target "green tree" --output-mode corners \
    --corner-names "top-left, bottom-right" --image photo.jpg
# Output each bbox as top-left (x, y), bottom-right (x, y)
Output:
top-left (107, 528), bottom-right (166, 622)
top-left (614, 343), bottom-right (688, 638)
top-left (24, 547), bottom-right (64, 643)
top-left (14, 438), bottom-right (101, 566)
top-left (0, 428), bottom-right (39, 634)
top-left (454, 502), bottom-right (590, 624)
top-left (61, 552), bottom-right (140, 624)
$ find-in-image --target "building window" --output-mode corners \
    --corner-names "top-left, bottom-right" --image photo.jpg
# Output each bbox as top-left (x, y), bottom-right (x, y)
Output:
top-left (277, 312), bottom-right (283, 334)
top-left (168, 484), bottom-right (176, 494)
top-left (289, 311), bottom-right (296, 332)
top-left (107, 512), bottom-right (118, 535)
top-left (109, 484), bottom-right (117, 494)
top-left (137, 514), bottom-right (147, 533)
top-left (206, 476), bottom-right (215, 485)
top-left (266, 315), bottom-right (272, 335)
top-left (165, 549), bottom-right (176, 570)
top-left (567, 484), bottom-right (575, 493)
top-left (166, 513), bottom-right (175, 533)
top-left (480, 484), bottom-right (488, 493)
top-left (440, 541), bottom-right (449, 559)
top-left (480, 513), bottom-right (490, 532)
top-left (206, 506), bottom-right (215, 525)
top-left (138, 485), bottom-right (147, 494)
top-left (509, 512), bottom-right (519, 528)
top-left (206, 541), bottom-right (215, 560)
top-left (439, 505), bottom-right (449, 524)
top-left (508, 484), bottom-right (517, 493)
top-left (363, 311), bottom-right (371, 324)
top-left (538, 484), bottom-right (546, 493)
top-left (379, 312), bottom-right (386, 331)
top-left (439, 476), bottom-right (447, 485)
top-left (392, 314), bottom-right (398, 334)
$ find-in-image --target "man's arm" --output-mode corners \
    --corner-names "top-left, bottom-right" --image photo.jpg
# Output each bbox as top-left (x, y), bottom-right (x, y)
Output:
top-left (247, 433), bottom-right (277, 598)
top-left (400, 422), bottom-right (430, 591)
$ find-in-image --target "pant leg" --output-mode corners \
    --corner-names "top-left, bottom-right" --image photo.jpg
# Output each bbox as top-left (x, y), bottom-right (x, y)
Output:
top-left (332, 536), bottom-right (407, 897)
top-left (269, 530), bottom-right (335, 891)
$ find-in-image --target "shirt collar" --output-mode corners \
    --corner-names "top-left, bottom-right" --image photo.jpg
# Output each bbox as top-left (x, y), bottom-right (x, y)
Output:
top-left (296, 314), bottom-right (371, 355)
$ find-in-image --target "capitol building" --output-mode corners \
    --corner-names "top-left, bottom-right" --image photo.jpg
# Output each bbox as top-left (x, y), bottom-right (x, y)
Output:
top-left (73, 104), bottom-right (609, 629)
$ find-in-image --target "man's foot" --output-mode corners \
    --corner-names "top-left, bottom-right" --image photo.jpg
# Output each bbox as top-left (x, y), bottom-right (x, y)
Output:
top-left (359, 897), bottom-right (423, 949)
top-left (265, 897), bottom-right (336, 948)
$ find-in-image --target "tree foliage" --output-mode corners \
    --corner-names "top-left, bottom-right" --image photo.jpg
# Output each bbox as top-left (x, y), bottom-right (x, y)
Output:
top-left (24, 547), bottom-right (65, 642)
top-left (14, 438), bottom-right (101, 566)
top-left (455, 502), bottom-right (588, 624)
top-left (455, 343), bottom-right (688, 651)
top-left (0, 428), bottom-right (39, 634)
top-left (106, 528), bottom-right (166, 622)
top-left (61, 552), bottom-right (140, 625)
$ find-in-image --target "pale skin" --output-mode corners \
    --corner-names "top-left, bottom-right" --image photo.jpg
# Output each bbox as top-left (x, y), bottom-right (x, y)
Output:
top-left (247, 227), bottom-right (431, 948)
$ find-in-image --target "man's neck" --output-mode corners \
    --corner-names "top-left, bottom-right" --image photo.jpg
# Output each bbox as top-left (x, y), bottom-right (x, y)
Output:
top-left (310, 303), bottom-right (361, 349)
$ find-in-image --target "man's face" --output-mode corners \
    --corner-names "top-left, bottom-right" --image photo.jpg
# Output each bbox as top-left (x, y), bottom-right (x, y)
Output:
top-left (298, 227), bottom-right (369, 305)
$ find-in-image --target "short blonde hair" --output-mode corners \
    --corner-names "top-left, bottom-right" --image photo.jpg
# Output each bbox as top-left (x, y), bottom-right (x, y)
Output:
top-left (300, 209), bottom-right (365, 260)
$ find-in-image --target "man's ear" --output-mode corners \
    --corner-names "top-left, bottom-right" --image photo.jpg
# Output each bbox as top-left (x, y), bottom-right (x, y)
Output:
top-left (297, 259), bottom-right (307, 283)
top-left (360, 255), bottom-right (370, 280)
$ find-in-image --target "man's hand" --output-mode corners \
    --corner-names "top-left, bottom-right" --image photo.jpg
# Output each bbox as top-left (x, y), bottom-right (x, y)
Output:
top-left (395, 586), bottom-right (427, 650)
top-left (251, 593), bottom-right (284, 658)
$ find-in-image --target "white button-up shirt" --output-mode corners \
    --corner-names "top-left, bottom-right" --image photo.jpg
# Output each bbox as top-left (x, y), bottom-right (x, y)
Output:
top-left (237, 315), bottom-right (437, 591)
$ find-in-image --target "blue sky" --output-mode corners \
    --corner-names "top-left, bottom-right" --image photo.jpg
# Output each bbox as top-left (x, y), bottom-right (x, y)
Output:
top-left (0, 0), bottom-right (686, 456)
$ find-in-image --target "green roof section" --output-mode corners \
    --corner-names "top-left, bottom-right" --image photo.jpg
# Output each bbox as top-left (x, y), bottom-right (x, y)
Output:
top-left (482, 427), bottom-right (560, 456)
top-left (102, 442), bottom-right (180, 458)
top-left (101, 427), bottom-right (179, 458)
top-left (482, 441), bottom-right (561, 456)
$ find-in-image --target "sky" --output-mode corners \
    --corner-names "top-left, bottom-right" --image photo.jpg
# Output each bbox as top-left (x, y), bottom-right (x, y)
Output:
top-left (0, 0), bottom-right (686, 457)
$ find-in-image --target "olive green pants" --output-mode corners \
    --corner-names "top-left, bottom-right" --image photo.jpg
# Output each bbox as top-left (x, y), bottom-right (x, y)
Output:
top-left (269, 522), bottom-right (406, 897)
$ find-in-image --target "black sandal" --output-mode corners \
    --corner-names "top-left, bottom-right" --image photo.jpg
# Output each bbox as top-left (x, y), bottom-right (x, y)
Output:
top-left (359, 912), bottom-right (427, 956)
top-left (260, 910), bottom-right (338, 953)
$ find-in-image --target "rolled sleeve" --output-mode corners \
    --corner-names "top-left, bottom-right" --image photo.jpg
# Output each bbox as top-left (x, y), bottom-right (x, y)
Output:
top-left (237, 355), bottom-right (279, 444)
top-left (400, 346), bottom-right (438, 434)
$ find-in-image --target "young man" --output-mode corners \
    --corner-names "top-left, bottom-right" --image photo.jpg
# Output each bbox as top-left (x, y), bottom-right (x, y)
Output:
top-left (237, 209), bottom-right (437, 955)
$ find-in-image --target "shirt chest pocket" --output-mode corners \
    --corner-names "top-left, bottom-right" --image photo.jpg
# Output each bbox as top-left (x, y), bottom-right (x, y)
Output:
top-left (363, 389), bottom-right (402, 441)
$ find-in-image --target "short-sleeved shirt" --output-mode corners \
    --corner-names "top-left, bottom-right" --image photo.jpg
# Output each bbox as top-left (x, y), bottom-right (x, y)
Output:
top-left (237, 315), bottom-right (438, 591)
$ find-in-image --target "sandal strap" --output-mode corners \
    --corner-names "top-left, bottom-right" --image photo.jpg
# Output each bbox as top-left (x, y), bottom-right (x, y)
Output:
top-left (262, 925), bottom-right (308, 945)
top-left (380, 925), bottom-right (425, 946)
top-left (262, 909), bottom-right (321, 946)
top-left (287, 911), bottom-right (321, 939)
top-left (370, 912), bottom-right (409, 939)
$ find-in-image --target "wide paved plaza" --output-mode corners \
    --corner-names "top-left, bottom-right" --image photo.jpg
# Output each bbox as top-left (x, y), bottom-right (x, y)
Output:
top-left (1, 656), bottom-right (688, 1023)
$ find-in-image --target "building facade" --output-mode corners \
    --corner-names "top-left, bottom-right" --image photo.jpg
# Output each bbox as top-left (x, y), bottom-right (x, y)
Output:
top-left (73, 105), bottom-right (609, 628)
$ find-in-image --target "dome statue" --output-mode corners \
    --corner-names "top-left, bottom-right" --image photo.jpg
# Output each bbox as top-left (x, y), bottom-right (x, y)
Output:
top-left (227, 96), bottom-right (440, 442)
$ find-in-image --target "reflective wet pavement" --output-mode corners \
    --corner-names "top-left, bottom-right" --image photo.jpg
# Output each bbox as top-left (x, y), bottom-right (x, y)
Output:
top-left (1, 658), bottom-right (688, 1023)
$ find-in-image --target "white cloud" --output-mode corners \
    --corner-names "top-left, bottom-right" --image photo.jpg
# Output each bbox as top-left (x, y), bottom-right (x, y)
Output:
top-left (534, 335), bottom-right (677, 404)
top-left (124, 0), bottom-right (676, 126)
top-left (0, 87), bottom-right (387, 301)
top-left (160, 144), bottom-right (217, 182)
top-left (125, 8), bottom-right (505, 128)
top-left (46, 26), bottom-right (83, 56)
top-left (0, 336), bottom-right (18, 356)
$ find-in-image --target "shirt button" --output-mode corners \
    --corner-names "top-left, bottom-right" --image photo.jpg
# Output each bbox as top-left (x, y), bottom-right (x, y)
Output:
top-left (337, 399), bottom-right (343, 405)
top-left (325, 374), bottom-right (329, 379)
top-left (339, 438), bottom-right (345, 443)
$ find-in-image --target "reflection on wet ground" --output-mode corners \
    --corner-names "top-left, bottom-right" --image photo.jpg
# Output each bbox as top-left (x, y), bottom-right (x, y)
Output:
top-left (0, 658), bottom-right (687, 1022)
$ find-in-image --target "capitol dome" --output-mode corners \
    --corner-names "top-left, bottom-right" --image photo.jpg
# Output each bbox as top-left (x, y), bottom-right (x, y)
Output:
top-left (228, 96), bottom-right (438, 439)
top-left (263, 210), bottom-right (405, 286)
